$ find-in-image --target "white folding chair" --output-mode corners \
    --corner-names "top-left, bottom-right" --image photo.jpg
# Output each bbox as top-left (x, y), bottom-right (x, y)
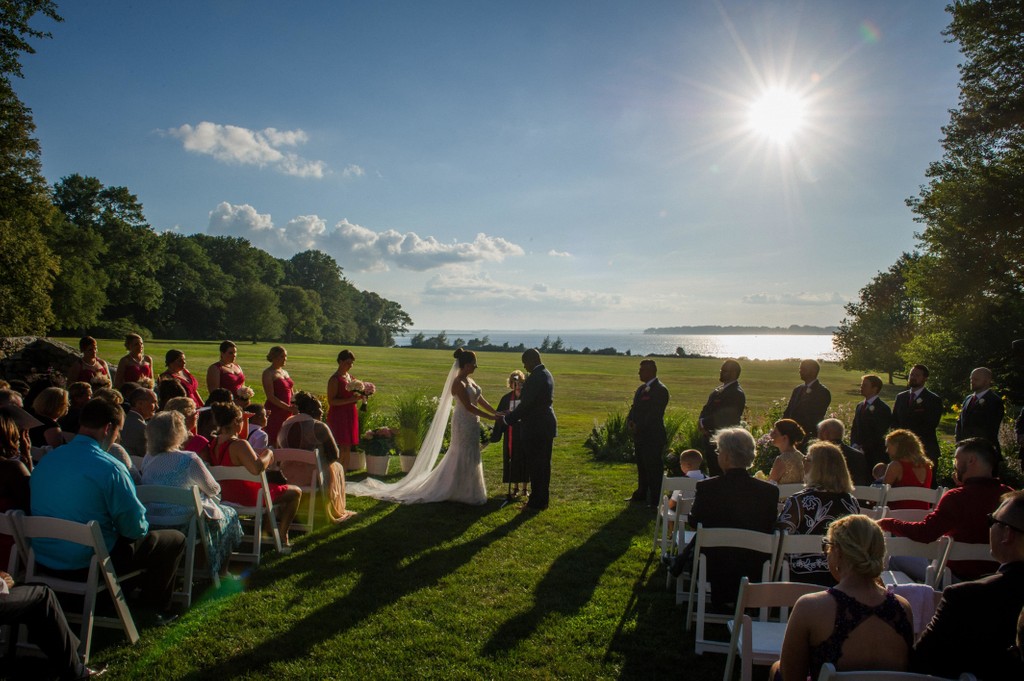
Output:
top-left (724, 577), bottom-right (825, 681)
top-left (129, 455), bottom-right (145, 473)
top-left (136, 484), bottom-right (220, 608)
top-left (208, 466), bottom-right (282, 566)
top-left (652, 475), bottom-right (700, 556)
top-left (864, 505), bottom-right (890, 521)
top-left (880, 534), bottom-right (949, 589)
top-left (933, 538), bottom-right (997, 589)
top-left (852, 484), bottom-right (889, 511)
top-left (273, 447), bottom-right (323, 533)
top-left (776, 483), bottom-right (806, 501)
top-left (884, 486), bottom-right (944, 509)
top-left (0, 509), bottom-right (28, 580)
top-left (816, 662), bottom-right (978, 680)
top-left (773, 532), bottom-right (827, 582)
top-left (666, 497), bottom-right (696, 593)
top-left (18, 515), bottom-right (140, 663)
top-left (686, 526), bottom-right (779, 655)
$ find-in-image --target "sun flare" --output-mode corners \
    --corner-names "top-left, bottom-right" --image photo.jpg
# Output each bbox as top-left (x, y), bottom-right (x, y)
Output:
top-left (747, 88), bottom-right (807, 144)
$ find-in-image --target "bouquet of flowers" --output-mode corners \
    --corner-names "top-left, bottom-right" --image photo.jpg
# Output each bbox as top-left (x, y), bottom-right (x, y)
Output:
top-left (347, 379), bottom-right (377, 412)
top-left (235, 385), bottom-right (255, 402)
top-left (360, 427), bottom-right (396, 456)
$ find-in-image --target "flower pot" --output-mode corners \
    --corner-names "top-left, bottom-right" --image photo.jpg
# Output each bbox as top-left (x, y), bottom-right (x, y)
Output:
top-left (343, 450), bottom-right (366, 472)
top-left (399, 455), bottom-right (417, 472)
top-left (365, 455), bottom-right (391, 477)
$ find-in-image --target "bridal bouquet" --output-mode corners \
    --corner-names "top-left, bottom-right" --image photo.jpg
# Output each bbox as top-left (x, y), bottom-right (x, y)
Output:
top-left (360, 427), bottom-right (396, 457)
top-left (347, 379), bottom-right (377, 412)
top-left (235, 385), bottom-right (255, 401)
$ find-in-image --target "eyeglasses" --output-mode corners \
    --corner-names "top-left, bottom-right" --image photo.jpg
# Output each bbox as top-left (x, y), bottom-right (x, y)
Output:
top-left (986, 513), bottom-right (1024, 533)
top-left (820, 537), bottom-right (832, 553)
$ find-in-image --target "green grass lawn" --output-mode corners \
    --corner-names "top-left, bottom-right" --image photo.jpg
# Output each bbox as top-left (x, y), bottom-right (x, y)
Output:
top-left (57, 341), bottom-right (936, 679)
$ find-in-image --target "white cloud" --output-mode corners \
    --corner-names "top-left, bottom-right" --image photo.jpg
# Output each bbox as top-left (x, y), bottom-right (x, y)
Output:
top-left (165, 121), bottom-right (330, 178)
top-left (742, 292), bottom-right (845, 306)
top-left (547, 249), bottom-right (572, 258)
top-left (423, 271), bottom-right (620, 309)
top-left (342, 164), bottom-right (365, 178)
top-left (205, 203), bottom-right (525, 272)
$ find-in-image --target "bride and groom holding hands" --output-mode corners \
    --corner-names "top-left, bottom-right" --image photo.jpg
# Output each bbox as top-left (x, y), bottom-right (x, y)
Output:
top-left (348, 348), bottom-right (556, 510)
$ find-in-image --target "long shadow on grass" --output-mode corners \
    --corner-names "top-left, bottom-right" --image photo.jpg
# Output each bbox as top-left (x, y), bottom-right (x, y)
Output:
top-left (480, 506), bottom-right (640, 660)
top-left (181, 498), bottom-right (530, 679)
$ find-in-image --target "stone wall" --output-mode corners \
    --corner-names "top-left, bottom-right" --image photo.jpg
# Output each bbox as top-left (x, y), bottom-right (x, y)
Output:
top-left (0, 337), bottom-right (82, 386)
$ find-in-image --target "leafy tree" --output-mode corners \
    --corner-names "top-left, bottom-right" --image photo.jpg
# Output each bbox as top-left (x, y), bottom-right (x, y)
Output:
top-left (833, 254), bottom-right (919, 383)
top-left (194, 234), bottom-right (284, 289)
top-left (146, 232), bottom-right (233, 339)
top-left (284, 250), bottom-right (357, 342)
top-left (52, 174), bottom-right (164, 324)
top-left (0, 1), bottom-right (61, 81)
top-left (278, 285), bottom-right (326, 342)
top-left (226, 282), bottom-right (284, 343)
top-left (43, 211), bottom-right (108, 333)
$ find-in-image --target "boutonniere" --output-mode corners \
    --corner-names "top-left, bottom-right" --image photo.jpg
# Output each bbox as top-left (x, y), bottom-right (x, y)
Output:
top-left (978, 398), bottom-right (985, 406)
top-left (915, 397), bottom-right (923, 405)
top-left (868, 404), bottom-right (875, 412)
top-left (643, 385), bottom-right (651, 394)
top-left (805, 387), bottom-right (812, 394)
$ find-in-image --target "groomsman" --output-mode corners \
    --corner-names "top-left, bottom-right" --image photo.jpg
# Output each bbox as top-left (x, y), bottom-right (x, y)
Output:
top-left (697, 360), bottom-right (745, 477)
top-left (955, 367), bottom-right (1005, 454)
top-left (782, 359), bottom-right (831, 450)
top-left (503, 349), bottom-right (556, 510)
top-left (627, 360), bottom-right (669, 507)
top-left (850, 374), bottom-right (892, 471)
top-left (892, 364), bottom-right (943, 484)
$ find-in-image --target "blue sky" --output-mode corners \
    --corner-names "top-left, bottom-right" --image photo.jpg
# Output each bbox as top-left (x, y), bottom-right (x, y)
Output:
top-left (15, 1), bottom-right (961, 331)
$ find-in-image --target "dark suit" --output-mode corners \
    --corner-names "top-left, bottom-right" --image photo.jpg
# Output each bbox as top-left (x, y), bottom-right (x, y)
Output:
top-left (824, 439), bottom-right (872, 486)
top-left (892, 387), bottom-right (943, 482)
top-left (628, 378), bottom-right (669, 505)
top-left (850, 397), bottom-right (893, 471)
top-left (506, 364), bottom-right (556, 509)
top-left (955, 389), bottom-right (1005, 453)
top-left (782, 380), bottom-right (831, 448)
top-left (671, 469), bottom-right (780, 606)
top-left (912, 561), bottom-right (1024, 680)
top-left (697, 382), bottom-right (745, 476)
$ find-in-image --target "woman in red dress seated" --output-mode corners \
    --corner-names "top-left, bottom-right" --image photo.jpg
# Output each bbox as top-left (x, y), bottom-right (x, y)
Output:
top-left (160, 349), bottom-right (204, 410)
top-left (66, 336), bottom-right (110, 385)
top-left (206, 340), bottom-right (246, 397)
top-left (883, 429), bottom-right (934, 510)
top-left (208, 401), bottom-right (301, 552)
top-left (113, 333), bottom-right (153, 388)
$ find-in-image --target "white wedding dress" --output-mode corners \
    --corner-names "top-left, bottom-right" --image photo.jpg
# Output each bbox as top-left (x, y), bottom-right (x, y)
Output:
top-left (347, 362), bottom-right (487, 505)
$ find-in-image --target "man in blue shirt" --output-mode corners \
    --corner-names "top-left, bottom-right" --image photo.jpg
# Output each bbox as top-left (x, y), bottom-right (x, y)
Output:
top-left (31, 398), bottom-right (185, 614)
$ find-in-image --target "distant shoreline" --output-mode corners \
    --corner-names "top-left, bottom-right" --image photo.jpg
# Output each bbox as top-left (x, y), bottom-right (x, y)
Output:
top-left (643, 325), bottom-right (837, 336)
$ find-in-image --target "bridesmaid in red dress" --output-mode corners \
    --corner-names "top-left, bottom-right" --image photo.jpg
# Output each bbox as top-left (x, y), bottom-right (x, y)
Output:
top-left (160, 349), bottom-right (204, 409)
top-left (326, 349), bottom-right (365, 465)
top-left (66, 336), bottom-right (110, 385)
top-left (262, 345), bottom-right (297, 445)
top-left (206, 340), bottom-right (246, 396)
top-left (113, 333), bottom-right (154, 388)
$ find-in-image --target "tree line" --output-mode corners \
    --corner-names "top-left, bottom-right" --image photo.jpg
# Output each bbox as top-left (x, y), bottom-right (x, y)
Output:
top-left (834, 0), bottom-right (1024, 404)
top-left (0, 2), bottom-right (411, 346)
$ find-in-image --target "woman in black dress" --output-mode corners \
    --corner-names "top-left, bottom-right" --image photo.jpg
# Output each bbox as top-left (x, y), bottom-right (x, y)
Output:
top-left (491, 370), bottom-right (529, 498)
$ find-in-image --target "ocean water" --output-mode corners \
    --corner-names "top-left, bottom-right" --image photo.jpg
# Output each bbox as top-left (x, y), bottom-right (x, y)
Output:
top-left (395, 330), bottom-right (838, 361)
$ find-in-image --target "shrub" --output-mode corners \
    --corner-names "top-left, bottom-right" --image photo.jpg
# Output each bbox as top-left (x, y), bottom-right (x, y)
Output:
top-left (393, 392), bottom-right (434, 455)
top-left (584, 411), bottom-right (633, 462)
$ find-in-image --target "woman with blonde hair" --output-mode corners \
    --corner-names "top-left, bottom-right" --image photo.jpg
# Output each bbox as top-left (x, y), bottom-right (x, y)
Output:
top-left (29, 387), bottom-right (68, 448)
top-left (769, 418), bottom-right (806, 484)
top-left (774, 514), bottom-right (914, 679)
top-left (776, 442), bottom-right (860, 585)
top-left (883, 429), bottom-right (933, 509)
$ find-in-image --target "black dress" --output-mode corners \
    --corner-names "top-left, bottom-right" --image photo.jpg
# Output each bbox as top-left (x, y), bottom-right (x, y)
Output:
top-left (491, 391), bottom-right (528, 485)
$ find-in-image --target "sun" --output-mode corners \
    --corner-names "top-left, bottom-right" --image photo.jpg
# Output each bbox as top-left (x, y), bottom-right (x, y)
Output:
top-left (747, 88), bottom-right (807, 144)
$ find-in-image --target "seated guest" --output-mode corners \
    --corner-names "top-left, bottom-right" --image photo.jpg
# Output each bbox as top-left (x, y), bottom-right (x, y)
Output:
top-left (0, 572), bottom-right (102, 679)
top-left (679, 449), bottom-right (707, 480)
top-left (58, 381), bottom-right (92, 434)
top-left (159, 349), bottom-right (203, 410)
top-left (197, 389), bottom-right (234, 442)
top-left (278, 391), bottom-right (356, 523)
top-left (116, 381), bottom-right (141, 410)
top-left (66, 335), bottom-right (109, 385)
top-left (156, 377), bottom-right (187, 411)
top-left (119, 388), bottom-right (158, 459)
top-left (28, 387), bottom-right (69, 449)
top-left (0, 388), bottom-right (23, 408)
top-left (30, 398), bottom-right (185, 615)
top-left (113, 332), bottom-right (153, 389)
top-left (912, 490), bottom-right (1024, 679)
top-left (817, 418), bottom-right (871, 486)
top-left (246, 404), bottom-right (269, 452)
top-left (163, 397), bottom-right (210, 461)
top-left (208, 402), bottom-right (301, 552)
top-left (776, 442), bottom-right (860, 586)
top-left (878, 437), bottom-right (1011, 581)
top-left (0, 408), bottom-right (33, 570)
top-left (668, 427), bottom-right (779, 607)
top-left (882, 429), bottom-right (934, 509)
top-left (140, 411), bottom-right (243, 576)
top-left (774, 514), bottom-right (914, 679)
top-left (91, 389), bottom-right (139, 480)
top-left (768, 419), bottom-right (806, 485)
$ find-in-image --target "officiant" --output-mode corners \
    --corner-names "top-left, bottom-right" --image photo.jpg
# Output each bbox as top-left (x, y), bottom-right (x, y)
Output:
top-left (491, 370), bottom-right (529, 499)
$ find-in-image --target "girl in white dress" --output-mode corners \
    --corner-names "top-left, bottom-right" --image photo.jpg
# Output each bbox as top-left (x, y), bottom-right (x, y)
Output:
top-left (347, 348), bottom-right (498, 505)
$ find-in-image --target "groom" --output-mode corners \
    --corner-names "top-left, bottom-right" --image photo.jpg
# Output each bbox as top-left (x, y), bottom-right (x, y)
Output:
top-left (501, 348), bottom-right (556, 510)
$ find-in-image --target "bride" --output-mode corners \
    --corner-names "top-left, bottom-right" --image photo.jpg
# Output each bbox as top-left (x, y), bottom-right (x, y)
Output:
top-left (347, 348), bottom-right (497, 505)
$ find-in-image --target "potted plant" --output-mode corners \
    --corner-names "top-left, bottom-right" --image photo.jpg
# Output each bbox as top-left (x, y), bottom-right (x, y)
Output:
top-left (394, 393), bottom-right (433, 473)
top-left (361, 427), bottom-right (396, 476)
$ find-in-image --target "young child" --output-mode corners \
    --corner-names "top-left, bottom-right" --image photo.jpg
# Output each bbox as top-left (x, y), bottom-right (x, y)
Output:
top-left (679, 449), bottom-right (708, 480)
top-left (246, 404), bottom-right (270, 451)
top-left (871, 461), bottom-right (888, 486)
